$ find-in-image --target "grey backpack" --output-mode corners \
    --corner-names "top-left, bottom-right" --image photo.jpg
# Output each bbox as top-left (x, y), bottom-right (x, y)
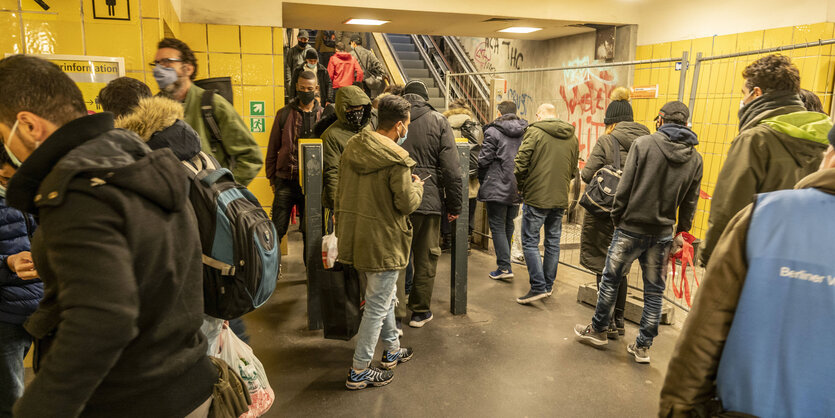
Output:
top-left (580, 137), bottom-right (623, 217)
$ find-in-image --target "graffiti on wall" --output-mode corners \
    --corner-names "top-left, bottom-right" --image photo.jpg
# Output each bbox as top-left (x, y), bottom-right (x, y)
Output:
top-left (473, 41), bottom-right (496, 72)
top-left (507, 88), bottom-right (534, 117)
top-left (473, 38), bottom-right (524, 71)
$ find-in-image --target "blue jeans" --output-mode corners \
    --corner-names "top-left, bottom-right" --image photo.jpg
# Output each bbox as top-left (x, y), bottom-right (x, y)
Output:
top-left (353, 270), bottom-right (400, 369)
top-left (0, 321), bottom-right (31, 418)
top-left (521, 205), bottom-right (564, 293)
top-left (486, 202), bottom-right (519, 271)
top-left (592, 228), bottom-right (672, 347)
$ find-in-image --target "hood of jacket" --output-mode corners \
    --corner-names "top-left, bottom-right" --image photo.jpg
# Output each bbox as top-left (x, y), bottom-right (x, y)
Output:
top-left (7, 113), bottom-right (188, 215)
top-left (760, 111), bottom-right (832, 146)
top-left (332, 51), bottom-right (354, 62)
top-left (443, 108), bottom-right (476, 129)
top-left (653, 127), bottom-right (698, 164)
top-left (659, 123), bottom-right (699, 146)
top-left (795, 167), bottom-right (835, 194)
top-left (405, 93), bottom-right (435, 120)
top-left (115, 97), bottom-right (201, 161)
top-left (488, 113), bottom-right (528, 138)
top-left (334, 85), bottom-right (372, 129)
top-left (610, 121), bottom-right (651, 148)
top-left (528, 118), bottom-right (574, 139)
top-left (341, 129), bottom-right (415, 175)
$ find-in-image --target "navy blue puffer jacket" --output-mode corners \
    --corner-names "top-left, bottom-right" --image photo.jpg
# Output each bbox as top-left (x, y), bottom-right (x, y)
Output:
top-left (477, 114), bottom-right (528, 204)
top-left (0, 197), bottom-right (41, 325)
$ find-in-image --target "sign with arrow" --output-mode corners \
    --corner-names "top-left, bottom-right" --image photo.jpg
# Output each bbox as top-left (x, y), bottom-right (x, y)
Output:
top-left (249, 100), bottom-right (266, 116)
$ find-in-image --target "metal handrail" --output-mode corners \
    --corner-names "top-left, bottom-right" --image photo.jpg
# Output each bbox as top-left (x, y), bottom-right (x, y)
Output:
top-left (444, 36), bottom-right (491, 103)
top-left (411, 34), bottom-right (447, 97)
top-left (381, 34), bottom-right (408, 86)
top-left (699, 38), bottom-right (835, 62)
top-left (448, 55), bottom-right (684, 77)
top-left (436, 36), bottom-right (491, 122)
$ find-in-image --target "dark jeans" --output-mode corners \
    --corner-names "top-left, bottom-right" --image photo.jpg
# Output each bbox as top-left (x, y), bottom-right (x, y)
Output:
top-left (407, 214), bottom-right (441, 313)
top-left (271, 177), bottom-right (305, 241)
top-left (592, 228), bottom-right (672, 347)
top-left (521, 205), bottom-right (564, 293)
top-left (0, 321), bottom-right (31, 418)
top-left (596, 274), bottom-right (628, 321)
top-left (486, 202), bottom-right (519, 271)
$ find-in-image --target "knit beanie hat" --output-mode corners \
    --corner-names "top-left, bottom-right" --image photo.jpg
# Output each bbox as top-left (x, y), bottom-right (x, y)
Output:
top-left (604, 87), bottom-right (633, 125)
top-left (404, 80), bottom-right (430, 101)
top-left (304, 48), bottom-right (318, 61)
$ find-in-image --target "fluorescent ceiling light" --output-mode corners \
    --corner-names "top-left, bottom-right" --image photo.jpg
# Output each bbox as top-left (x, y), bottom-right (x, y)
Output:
top-left (498, 27), bottom-right (542, 34)
top-left (345, 19), bottom-right (389, 25)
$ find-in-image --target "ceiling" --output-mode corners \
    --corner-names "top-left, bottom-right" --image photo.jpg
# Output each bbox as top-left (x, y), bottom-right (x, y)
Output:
top-left (280, 4), bottom-right (599, 40)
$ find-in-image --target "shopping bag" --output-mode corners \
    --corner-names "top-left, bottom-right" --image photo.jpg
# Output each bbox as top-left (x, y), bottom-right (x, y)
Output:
top-left (322, 233), bottom-right (339, 269)
top-left (320, 264), bottom-right (362, 340)
top-left (215, 324), bottom-right (275, 418)
top-left (510, 206), bottom-right (525, 264)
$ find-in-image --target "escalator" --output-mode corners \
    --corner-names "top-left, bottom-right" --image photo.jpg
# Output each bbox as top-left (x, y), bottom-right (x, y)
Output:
top-left (384, 34), bottom-right (447, 109)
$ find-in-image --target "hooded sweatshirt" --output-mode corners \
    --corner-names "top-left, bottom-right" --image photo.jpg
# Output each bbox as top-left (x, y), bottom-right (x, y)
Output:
top-left (701, 93), bottom-right (831, 265)
top-left (7, 113), bottom-right (215, 417)
top-left (478, 113), bottom-right (528, 205)
top-left (335, 129), bottom-right (423, 271)
top-left (328, 51), bottom-right (364, 89)
top-left (612, 124), bottom-right (703, 235)
top-left (322, 86), bottom-right (372, 209)
top-left (115, 96), bottom-right (202, 161)
top-left (513, 118), bottom-right (579, 209)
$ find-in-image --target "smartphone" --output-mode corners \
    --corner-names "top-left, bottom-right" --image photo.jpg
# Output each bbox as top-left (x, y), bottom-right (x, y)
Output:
top-left (421, 174), bottom-right (432, 182)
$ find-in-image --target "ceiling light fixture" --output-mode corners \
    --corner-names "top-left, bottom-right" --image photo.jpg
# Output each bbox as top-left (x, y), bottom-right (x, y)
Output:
top-left (344, 19), bottom-right (389, 26)
top-left (498, 27), bottom-right (542, 34)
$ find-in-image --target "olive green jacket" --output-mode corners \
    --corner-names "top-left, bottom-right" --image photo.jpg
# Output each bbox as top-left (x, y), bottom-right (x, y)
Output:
top-left (336, 130), bottom-right (423, 272)
top-left (183, 85), bottom-right (263, 186)
top-left (322, 86), bottom-right (372, 209)
top-left (514, 118), bottom-right (579, 209)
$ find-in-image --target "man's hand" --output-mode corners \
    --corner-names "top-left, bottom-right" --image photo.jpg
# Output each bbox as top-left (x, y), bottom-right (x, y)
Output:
top-left (448, 214), bottom-right (459, 222)
top-left (411, 174), bottom-right (424, 187)
top-left (670, 233), bottom-right (685, 257)
top-left (7, 251), bottom-right (38, 280)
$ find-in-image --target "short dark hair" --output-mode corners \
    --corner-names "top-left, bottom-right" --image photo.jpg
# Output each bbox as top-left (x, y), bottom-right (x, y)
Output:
top-left (384, 84), bottom-right (404, 96)
top-left (0, 55), bottom-right (87, 127)
top-left (799, 89), bottom-right (824, 113)
top-left (742, 54), bottom-right (800, 94)
top-left (497, 101), bottom-right (516, 115)
top-left (377, 95), bottom-right (411, 131)
top-left (157, 38), bottom-right (198, 81)
top-left (335, 42), bottom-right (346, 52)
top-left (297, 70), bottom-right (317, 83)
top-left (99, 77), bottom-right (152, 118)
top-left (350, 35), bottom-right (362, 45)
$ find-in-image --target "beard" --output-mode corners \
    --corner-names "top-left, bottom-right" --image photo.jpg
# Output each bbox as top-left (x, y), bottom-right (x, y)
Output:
top-left (159, 77), bottom-right (186, 99)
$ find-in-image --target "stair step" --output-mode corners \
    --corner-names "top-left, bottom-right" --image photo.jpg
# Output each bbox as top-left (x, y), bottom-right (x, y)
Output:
top-left (428, 98), bottom-right (446, 109)
top-left (427, 87), bottom-right (440, 97)
top-left (400, 59), bottom-right (425, 69)
top-left (406, 68), bottom-right (430, 78)
top-left (397, 52), bottom-right (420, 61)
top-left (391, 43), bottom-right (416, 52)
top-left (387, 34), bottom-right (412, 43)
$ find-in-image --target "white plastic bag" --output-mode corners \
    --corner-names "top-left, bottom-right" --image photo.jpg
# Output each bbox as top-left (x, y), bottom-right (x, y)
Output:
top-left (510, 206), bottom-right (525, 264)
top-left (215, 324), bottom-right (274, 418)
top-left (322, 233), bottom-right (339, 269)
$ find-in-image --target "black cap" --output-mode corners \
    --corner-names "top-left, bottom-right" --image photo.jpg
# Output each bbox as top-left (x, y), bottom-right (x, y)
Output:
top-left (604, 100), bottom-right (633, 125)
top-left (298, 30), bottom-right (310, 39)
top-left (655, 101), bottom-right (689, 124)
top-left (404, 80), bottom-right (430, 101)
top-left (304, 49), bottom-right (318, 60)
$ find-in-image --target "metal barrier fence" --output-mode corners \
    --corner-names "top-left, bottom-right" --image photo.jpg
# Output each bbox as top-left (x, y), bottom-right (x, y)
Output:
top-left (445, 38), bottom-right (835, 314)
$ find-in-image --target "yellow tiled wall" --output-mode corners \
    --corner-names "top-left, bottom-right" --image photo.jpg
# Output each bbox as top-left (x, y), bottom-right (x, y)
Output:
top-left (0, 1), bottom-right (285, 211)
top-left (633, 22), bottom-right (835, 239)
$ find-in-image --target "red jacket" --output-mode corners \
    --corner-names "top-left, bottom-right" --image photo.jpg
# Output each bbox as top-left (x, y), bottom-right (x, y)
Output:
top-left (328, 52), bottom-right (364, 89)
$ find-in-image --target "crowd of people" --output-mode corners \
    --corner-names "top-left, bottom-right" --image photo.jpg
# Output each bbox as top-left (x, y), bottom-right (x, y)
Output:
top-left (0, 27), bottom-right (831, 417)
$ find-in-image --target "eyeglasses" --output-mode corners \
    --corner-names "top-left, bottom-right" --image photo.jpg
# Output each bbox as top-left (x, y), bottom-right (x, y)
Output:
top-left (149, 57), bottom-right (183, 68)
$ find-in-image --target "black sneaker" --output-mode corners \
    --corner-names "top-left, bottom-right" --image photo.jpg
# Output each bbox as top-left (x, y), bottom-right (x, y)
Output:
top-left (627, 343), bottom-right (650, 364)
top-left (409, 311), bottom-right (433, 328)
top-left (516, 289), bottom-right (548, 304)
top-left (615, 316), bottom-right (625, 336)
top-left (574, 323), bottom-right (608, 347)
top-left (346, 367), bottom-right (394, 390)
top-left (381, 347), bottom-right (414, 370)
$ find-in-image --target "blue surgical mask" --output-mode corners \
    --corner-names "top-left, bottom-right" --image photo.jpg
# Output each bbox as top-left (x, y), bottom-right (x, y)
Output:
top-left (305, 63), bottom-right (317, 70)
top-left (153, 65), bottom-right (179, 89)
top-left (397, 123), bottom-right (408, 146)
top-left (4, 120), bottom-right (23, 168)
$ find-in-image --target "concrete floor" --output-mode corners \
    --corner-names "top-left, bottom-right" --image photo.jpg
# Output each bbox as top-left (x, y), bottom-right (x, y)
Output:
top-left (244, 232), bottom-right (682, 418)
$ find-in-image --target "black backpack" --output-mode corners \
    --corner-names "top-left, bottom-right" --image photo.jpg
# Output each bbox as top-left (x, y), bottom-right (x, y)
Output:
top-left (459, 119), bottom-right (483, 178)
top-left (182, 152), bottom-right (280, 319)
top-left (580, 137), bottom-right (623, 217)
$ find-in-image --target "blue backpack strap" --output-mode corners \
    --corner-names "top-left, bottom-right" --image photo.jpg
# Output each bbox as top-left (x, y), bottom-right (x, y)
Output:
top-left (200, 168), bottom-right (235, 187)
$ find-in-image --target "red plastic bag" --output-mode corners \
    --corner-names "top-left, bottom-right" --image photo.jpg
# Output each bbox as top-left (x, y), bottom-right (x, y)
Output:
top-left (669, 231), bottom-right (700, 307)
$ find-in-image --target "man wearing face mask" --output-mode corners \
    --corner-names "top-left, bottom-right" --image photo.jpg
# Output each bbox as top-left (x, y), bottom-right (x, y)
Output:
top-left (289, 49), bottom-right (334, 107)
top-left (700, 54), bottom-right (833, 266)
top-left (285, 30), bottom-right (315, 105)
top-left (322, 86), bottom-right (372, 213)
top-left (153, 38), bottom-right (263, 187)
top-left (266, 71), bottom-right (326, 243)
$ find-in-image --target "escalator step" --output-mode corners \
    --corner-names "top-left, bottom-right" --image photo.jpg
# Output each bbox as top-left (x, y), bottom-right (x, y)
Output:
top-left (391, 43), bottom-right (416, 52)
top-left (400, 60), bottom-right (425, 69)
top-left (406, 68), bottom-right (430, 78)
top-left (387, 34), bottom-right (412, 43)
top-left (397, 52), bottom-right (420, 61)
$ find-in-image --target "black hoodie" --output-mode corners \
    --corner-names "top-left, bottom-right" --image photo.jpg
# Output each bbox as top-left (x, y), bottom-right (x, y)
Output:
top-left (8, 113), bottom-right (215, 417)
top-left (611, 123), bottom-right (703, 235)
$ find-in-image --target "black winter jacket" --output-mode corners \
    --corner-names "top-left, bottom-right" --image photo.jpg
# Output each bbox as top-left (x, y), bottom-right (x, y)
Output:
top-left (612, 124), bottom-right (703, 236)
top-left (401, 94), bottom-right (463, 215)
top-left (7, 113), bottom-right (215, 418)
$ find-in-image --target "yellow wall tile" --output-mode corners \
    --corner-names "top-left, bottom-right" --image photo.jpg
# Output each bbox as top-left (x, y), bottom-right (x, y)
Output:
top-left (794, 23), bottom-right (834, 43)
top-left (241, 26), bottom-right (272, 54)
top-left (248, 177), bottom-right (273, 206)
top-left (670, 40), bottom-right (691, 58)
top-left (194, 52), bottom-right (208, 79)
top-left (233, 86), bottom-right (244, 115)
top-left (712, 34), bottom-right (738, 55)
top-left (179, 23), bottom-right (207, 52)
top-left (652, 42), bottom-right (671, 59)
top-left (736, 30), bottom-right (763, 51)
top-left (142, 19), bottom-right (161, 70)
top-left (22, 0), bottom-right (79, 14)
top-left (763, 26), bottom-right (794, 48)
top-left (146, 71), bottom-right (160, 95)
top-left (208, 53), bottom-right (242, 85)
top-left (272, 28), bottom-right (284, 55)
top-left (141, 0), bottom-right (159, 18)
top-left (22, 15), bottom-right (84, 55)
top-left (0, 12), bottom-right (22, 55)
top-left (82, 0), bottom-right (139, 23)
top-left (0, 0), bottom-right (18, 9)
top-left (243, 86), bottom-right (275, 116)
top-left (636, 45), bottom-right (651, 61)
top-left (207, 24), bottom-right (240, 53)
top-left (242, 54), bottom-right (273, 85)
top-left (84, 22), bottom-right (143, 71)
top-left (274, 87), bottom-right (286, 109)
top-left (125, 71), bottom-right (146, 85)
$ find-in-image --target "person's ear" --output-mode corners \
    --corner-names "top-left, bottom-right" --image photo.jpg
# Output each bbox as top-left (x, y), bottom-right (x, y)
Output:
top-left (16, 112), bottom-right (52, 143)
top-left (753, 86), bottom-right (763, 98)
top-left (182, 63), bottom-right (195, 79)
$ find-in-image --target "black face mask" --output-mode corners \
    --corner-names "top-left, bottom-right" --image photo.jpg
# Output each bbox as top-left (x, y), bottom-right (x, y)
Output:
top-left (345, 109), bottom-right (365, 131)
top-left (297, 41), bottom-right (308, 48)
top-left (297, 90), bottom-right (316, 105)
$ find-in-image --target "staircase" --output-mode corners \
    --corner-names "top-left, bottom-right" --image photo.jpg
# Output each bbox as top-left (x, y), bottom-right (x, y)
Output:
top-left (385, 34), bottom-right (447, 110)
